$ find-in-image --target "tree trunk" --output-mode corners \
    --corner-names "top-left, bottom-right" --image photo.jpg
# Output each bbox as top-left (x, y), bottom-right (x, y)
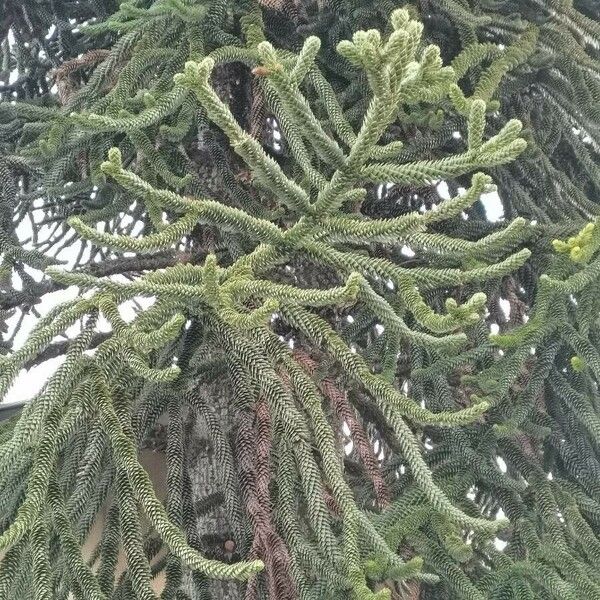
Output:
top-left (185, 380), bottom-right (246, 600)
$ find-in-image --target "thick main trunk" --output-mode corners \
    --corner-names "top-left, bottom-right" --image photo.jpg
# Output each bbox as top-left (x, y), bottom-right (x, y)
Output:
top-left (185, 380), bottom-right (246, 600)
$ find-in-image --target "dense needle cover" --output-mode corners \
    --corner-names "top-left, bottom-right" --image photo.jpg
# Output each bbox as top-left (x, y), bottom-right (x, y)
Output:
top-left (0, 0), bottom-right (600, 598)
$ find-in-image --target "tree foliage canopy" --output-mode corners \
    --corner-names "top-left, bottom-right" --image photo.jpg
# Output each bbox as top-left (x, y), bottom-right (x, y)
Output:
top-left (1, 0), bottom-right (600, 598)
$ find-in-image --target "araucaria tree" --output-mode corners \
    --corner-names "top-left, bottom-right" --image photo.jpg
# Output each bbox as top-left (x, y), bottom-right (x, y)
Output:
top-left (1, 0), bottom-right (600, 598)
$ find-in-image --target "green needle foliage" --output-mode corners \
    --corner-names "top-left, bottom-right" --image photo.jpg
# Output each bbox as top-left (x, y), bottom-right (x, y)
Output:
top-left (0, 0), bottom-right (599, 599)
